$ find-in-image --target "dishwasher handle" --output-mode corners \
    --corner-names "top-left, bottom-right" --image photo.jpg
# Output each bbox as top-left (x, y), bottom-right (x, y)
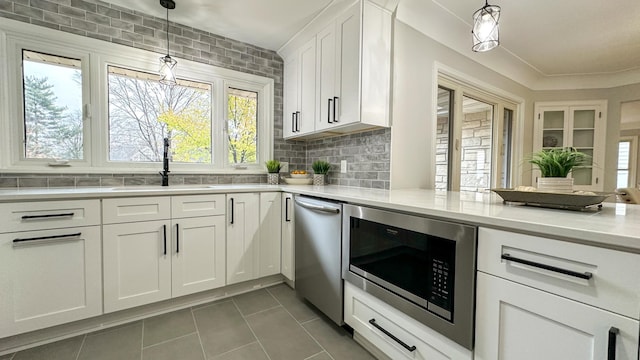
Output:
top-left (295, 198), bottom-right (340, 214)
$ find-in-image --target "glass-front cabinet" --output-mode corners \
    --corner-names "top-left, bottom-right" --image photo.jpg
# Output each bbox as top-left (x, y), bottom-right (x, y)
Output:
top-left (533, 100), bottom-right (607, 191)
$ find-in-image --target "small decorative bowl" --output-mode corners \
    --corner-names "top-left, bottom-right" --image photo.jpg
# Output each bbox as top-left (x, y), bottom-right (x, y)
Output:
top-left (290, 173), bottom-right (310, 178)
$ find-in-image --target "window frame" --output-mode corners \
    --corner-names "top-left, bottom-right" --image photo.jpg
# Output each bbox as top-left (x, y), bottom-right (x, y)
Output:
top-left (0, 19), bottom-right (274, 174)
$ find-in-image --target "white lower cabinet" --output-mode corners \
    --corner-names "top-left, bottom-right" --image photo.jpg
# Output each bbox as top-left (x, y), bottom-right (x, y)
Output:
top-left (226, 192), bottom-right (282, 285)
top-left (103, 195), bottom-right (227, 313)
top-left (281, 193), bottom-right (295, 282)
top-left (0, 226), bottom-right (102, 338)
top-left (344, 282), bottom-right (472, 360)
top-left (226, 193), bottom-right (260, 285)
top-left (258, 192), bottom-right (281, 277)
top-left (103, 220), bottom-right (172, 312)
top-left (475, 272), bottom-right (639, 360)
top-left (172, 216), bottom-right (226, 297)
top-left (475, 227), bottom-right (640, 360)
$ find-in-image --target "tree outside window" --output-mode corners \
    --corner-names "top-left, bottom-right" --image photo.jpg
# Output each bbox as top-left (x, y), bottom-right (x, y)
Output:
top-left (227, 88), bottom-right (258, 164)
top-left (107, 66), bottom-right (212, 164)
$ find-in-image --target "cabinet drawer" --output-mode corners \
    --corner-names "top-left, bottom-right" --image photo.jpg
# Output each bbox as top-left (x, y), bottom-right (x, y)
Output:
top-left (478, 227), bottom-right (640, 319)
top-left (0, 226), bottom-right (102, 337)
top-left (344, 282), bottom-right (471, 360)
top-left (171, 194), bottom-right (225, 218)
top-left (0, 200), bottom-right (100, 233)
top-left (103, 197), bottom-right (170, 224)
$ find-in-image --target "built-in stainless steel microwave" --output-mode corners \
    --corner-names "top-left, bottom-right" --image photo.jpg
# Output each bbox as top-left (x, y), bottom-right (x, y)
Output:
top-left (342, 204), bottom-right (477, 350)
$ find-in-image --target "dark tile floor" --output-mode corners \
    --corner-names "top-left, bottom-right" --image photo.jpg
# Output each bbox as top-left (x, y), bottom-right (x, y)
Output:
top-left (2, 284), bottom-right (375, 360)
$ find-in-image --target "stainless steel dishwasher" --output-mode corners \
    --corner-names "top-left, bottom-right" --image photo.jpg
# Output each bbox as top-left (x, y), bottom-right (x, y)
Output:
top-left (294, 195), bottom-right (343, 325)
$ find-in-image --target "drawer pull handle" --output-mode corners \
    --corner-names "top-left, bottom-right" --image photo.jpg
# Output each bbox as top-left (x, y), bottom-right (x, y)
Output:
top-left (21, 213), bottom-right (75, 220)
top-left (501, 253), bottom-right (593, 280)
top-left (369, 318), bottom-right (416, 352)
top-left (13, 232), bottom-right (82, 246)
top-left (608, 327), bottom-right (619, 360)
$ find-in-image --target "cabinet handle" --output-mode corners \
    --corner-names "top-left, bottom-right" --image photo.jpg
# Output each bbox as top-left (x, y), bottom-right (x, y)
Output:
top-left (21, 213), bottom-right (74, 220)
top-left (285, 197), bottom-right (291, 222)
top-left (295, 111), bottom-right (300, 132)
top-left (328, 98), bottom-right (333, 123)
top-left (608, 327), bottom-right (619, 360)
top-left (291, 112), bottom-right (296, 133)
top-left (230, 198), bottom-right (234, 224)
top-left (369, 319), bottom-right (416, 352)
top-left (163, 224), bottom-right (167, 255)
top-left (501, 253), bottom-right (593, 280)
top-left (13, 232), bottom-right (82, 246)
top-left (333, 96), bottom-right (339, 122)
top-left (176, 223), bottom-right (180, 253)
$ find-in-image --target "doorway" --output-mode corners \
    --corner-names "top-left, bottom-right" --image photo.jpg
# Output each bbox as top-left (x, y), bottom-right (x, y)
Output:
top-left (436, 77), bottom-right (517, 194)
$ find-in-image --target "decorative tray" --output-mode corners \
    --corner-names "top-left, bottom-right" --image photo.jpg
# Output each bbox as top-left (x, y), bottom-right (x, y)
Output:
top-left (491, 188), bottom-right (614, 211)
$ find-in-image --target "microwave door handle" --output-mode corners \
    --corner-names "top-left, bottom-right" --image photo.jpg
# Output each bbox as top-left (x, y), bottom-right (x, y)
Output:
top-left (295, 199), bottom-right (340, 214)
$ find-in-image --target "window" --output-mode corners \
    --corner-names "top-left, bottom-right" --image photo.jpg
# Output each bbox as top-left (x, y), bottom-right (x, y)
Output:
top-left (437, 76), bottom-right (518, 194)
top-left (107, 66), bottom-right (212, 164)
top-left (22, 50), bottom-right (83, 160)
top-left (227, 88), bottom-right (258, 165)
top-left (4, 21), bottom-right (274, 172)
top-left (617, 137), bottom-right (637, 188)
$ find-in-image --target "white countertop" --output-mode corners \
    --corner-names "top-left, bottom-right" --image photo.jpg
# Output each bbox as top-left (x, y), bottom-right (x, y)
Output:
top-left (1, 184), bottom-right (638, 253)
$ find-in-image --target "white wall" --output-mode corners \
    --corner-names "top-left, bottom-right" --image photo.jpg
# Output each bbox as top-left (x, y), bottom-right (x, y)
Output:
top-left (390, 21), bottom-right (533, 189)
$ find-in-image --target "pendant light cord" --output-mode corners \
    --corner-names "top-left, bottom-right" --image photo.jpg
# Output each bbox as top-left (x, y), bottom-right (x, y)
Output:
top-left (167, 5), bottom-right (171, 56)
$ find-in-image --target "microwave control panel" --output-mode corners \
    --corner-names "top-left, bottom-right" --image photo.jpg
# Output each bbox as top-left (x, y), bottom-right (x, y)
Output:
top-left (428, 257), bottom-right (454, 321)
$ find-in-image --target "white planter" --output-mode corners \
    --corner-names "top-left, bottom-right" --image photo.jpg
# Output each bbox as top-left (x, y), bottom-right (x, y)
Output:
top-left (537, 177), bottom-right (574, 193)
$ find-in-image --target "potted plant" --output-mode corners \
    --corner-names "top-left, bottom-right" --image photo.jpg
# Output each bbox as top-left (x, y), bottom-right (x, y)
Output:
top-left (528, 147), bottom-right (590, 192)
top-left (265, 160), bottom-right (281, 185)
top-left (312, 160), bottom-right (331, 186)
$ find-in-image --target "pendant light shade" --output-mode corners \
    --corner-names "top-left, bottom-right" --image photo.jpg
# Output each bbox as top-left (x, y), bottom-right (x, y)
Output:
top-left (159, 0), bottom-right (177, 86)
top-left (472, 0), bottom-right (500, 52)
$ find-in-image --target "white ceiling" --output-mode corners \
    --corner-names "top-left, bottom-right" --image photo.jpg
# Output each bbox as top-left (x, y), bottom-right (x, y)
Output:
top-left (105, 0), bottom-right (640, 89)
top-left (105, 0), bottom-right (333, 51)
top-left (432, 0), bottom-right (640, 77)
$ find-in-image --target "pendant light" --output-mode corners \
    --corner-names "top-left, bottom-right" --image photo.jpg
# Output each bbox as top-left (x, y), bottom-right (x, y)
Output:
top-left (471, 0), bottom-right (501, 52)
top-left (159, 0), bottom-right (177, 86)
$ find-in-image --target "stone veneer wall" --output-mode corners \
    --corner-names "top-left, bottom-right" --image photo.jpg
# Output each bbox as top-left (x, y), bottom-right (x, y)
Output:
top-left (306, 128), bottom-right (391, 190)
top-left (0, 0), bottom-right (391, 189)
top-left (459, 110), bottom-right (492, 193)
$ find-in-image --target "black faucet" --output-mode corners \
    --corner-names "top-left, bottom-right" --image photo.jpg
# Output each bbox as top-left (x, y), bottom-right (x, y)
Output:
top-left (159, 137), bottom-right (170, 186)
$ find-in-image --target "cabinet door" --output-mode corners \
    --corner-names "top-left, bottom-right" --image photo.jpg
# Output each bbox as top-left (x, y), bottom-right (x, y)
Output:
top-left (569, 105), bottom-right (605, 190)
top-left (316, 22), bottom-right (337, 131)
top-left (258, 192), bottom-right (282, 277)
top-left (283, 53), bottom-right (299, 138)
top-left (0, 227), bottom-right (102, 337)
top-left (281, 193), bottom-right (295, 282)
top-left (226, 193), bottom-right (260, 285)
top-left (172, 216), bottom-right (226, 297)
top-left (334, 3), bottom-right (361, 126)
top-left (298, 37), bottom-right (317, 135)
top-left (475, 272), bottom-right (639, 360)
top-left (103, 220), bottom-right (172, 313)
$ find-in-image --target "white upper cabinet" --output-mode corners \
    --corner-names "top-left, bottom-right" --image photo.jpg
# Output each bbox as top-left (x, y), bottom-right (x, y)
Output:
top-left (280, 0), bottom-right (394, 139)
top-left (283, 37), bottom-right (317, 137)
top-left (533, 100), bottom-right (607, 191)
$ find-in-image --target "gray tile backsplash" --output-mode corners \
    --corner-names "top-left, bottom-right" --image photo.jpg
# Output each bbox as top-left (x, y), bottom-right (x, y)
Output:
top-left (0, 0), bottom-right (390, 189)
